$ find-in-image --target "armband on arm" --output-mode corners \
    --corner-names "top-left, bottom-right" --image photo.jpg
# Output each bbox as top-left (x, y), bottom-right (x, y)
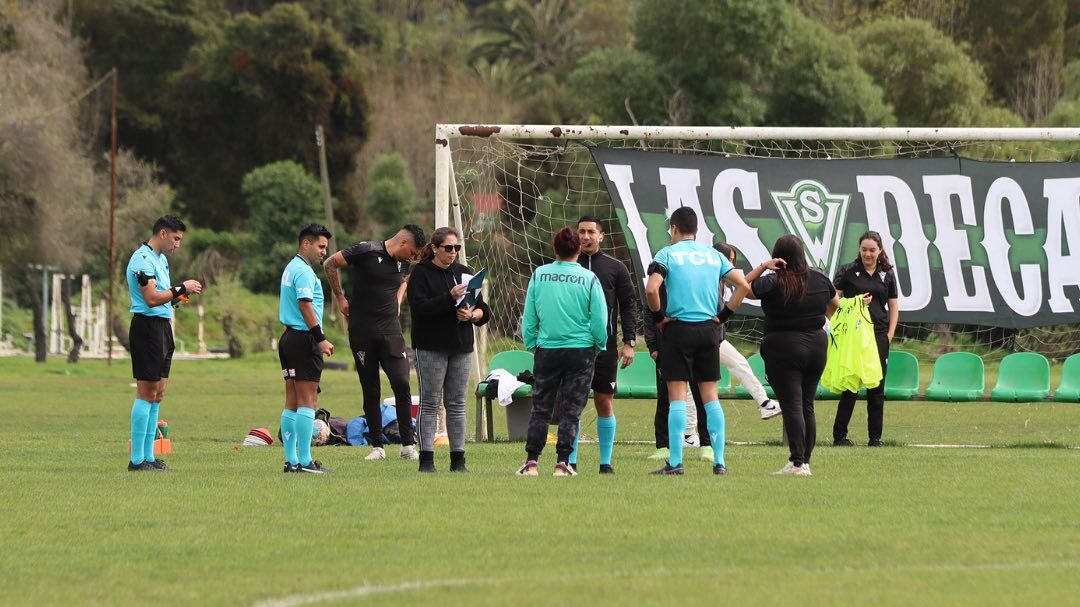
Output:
top-left (716, 305), bottom-right (735, 324)
top-left (308, 325), bottom-right (326, 343)
top-left (170, 284), bottom-right (187, 300)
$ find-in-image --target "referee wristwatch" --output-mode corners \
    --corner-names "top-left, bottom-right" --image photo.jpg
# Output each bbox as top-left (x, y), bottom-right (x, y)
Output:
top-left (624, 339), bottom-right (636, 347)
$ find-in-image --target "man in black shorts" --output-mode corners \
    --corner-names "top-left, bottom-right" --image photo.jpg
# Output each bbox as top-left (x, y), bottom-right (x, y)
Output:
top-left (324, 225), bottom-right (426, 461)
top-left (565, 215), bottom-right (638, 474)
top-left (124, 215), bottom-right (203, 471)
top-left (278, 224), bottom-right (335, 474)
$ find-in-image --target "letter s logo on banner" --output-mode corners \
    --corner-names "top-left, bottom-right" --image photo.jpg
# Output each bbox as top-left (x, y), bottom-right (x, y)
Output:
top-left (770, 179), bottom-right (851, 279)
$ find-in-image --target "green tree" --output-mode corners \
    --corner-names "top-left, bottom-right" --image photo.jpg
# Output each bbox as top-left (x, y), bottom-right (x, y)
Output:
top-left (633, 0), bottom-right (789, 125)
top-left (851, 18), bottom-right (992, 127)
top-left (238, 161), bottom-right (323, 293)
top-left (163, 3), bottom-right (368, 229)
top-left (367, 153), bottom-right (417, 236)
top-left (470, 0), bottom-right (583, 75)
top-left (565, 48), bottom-right (669, 124)
top-left (76, 0), bottom-right (226, 163)
top-left (765, 14), bottom-right (893, 127)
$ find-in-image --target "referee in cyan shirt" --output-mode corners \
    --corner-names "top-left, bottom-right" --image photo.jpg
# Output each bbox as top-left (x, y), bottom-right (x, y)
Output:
top-left (278, 224), bottom-right (334, 474)
top-left (645, 208), bottom-right (750, 475)
top-left (124, 215), bottom-right (202, 471)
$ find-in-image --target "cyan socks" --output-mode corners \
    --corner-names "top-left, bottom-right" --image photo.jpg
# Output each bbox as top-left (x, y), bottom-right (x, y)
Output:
top-left (143, 402), bottom-right (160, 463)
top-left (568, 424), bottom-right (580, 465)
top-left (295, 407), bottom-right (316, 466)
top-left (280, 409), bottom-right (299, 466)
top-left (704, 400), bottom-right (726, 467)
top-left (129, 399), bottom-right (152, 464)
top-left (667, 401), bottom-right (687, 467)
top-left (597, 415), bottom-right (616, 466)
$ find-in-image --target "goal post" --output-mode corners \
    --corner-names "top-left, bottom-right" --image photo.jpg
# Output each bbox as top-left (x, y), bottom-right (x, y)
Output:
top-left (435, 124), bottom-right (1080, 375)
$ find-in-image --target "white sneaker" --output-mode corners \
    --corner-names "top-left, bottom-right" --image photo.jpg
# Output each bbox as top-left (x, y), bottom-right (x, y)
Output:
top-left (793, 464), bottom-right (812, 477)
top-left (364, 447), bottom-right (386, 461)
top-left (771, 461), bottom-right (798, 476)
top-left (699, 446), bottom-right (714, 461)
top-left (683, 434), bottom-right (700, 448)
top-left (399, 445), bottom-right (419, 460)
top-left (759, 400), bottom-right (782, 420)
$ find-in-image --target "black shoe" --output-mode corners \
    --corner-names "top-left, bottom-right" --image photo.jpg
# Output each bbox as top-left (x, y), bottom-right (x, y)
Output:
top-left (283, 462), bottom-right (299, 473)
top-left (298, 460), bottom-right (327, 474)
top-left (868, 439), bottom-right (883, 447)
top-left (650, 462), bottom-right (685, 475)
top-left (569, 463), bottom-right (578, 473)
top-left (713, 464), bottom-right (727, 475)
top-left (147, 459), bottom-right (168, 470)
top-left (449, 451), bottom-right (468, 473)
top-left (418, 450), bottom-right (436, 473)
top-left (599, 464), bottom-right (615, 475)
top-left (127, 461), bottom-right (155, 472)
top-left (833, 438), bottom-right (855, 447)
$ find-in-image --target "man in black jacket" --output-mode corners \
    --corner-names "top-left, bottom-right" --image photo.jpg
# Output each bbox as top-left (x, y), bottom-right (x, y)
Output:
top-left (563, 216), bottom-right (638, 474)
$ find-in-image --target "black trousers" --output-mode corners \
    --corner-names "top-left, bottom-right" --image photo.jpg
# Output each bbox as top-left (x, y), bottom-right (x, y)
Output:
top-left (652, 352), bottom-right (710, 448)
top-left (761, 330), bottom-right (827, 467)
top-left (833, 332), bottom-right (890, 443)
top-left (349, 331), bottom-right (414, 447)
top-left (526, 347), bottom-right (596, 463)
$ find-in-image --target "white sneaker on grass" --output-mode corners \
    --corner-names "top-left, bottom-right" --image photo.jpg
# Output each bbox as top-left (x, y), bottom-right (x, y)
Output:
top-left (699, 446), bottom-right (714, 462)
top-left (772, 462), bottom-right (812, 476)
top-left (399, 445), bottom-right (419, 460)
top-left (759, 400), bottom-right (782, 420)
top-left (364, 447), bottom-right (386, 461)
top-left (683, 434), bottom-right (700, 448)
top-left (772, 461), bottom-right (798, 476)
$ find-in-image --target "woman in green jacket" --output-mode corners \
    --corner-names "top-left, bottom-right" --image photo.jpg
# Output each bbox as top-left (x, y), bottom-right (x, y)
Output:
top-left (516, 227), bottom-right (608, 477)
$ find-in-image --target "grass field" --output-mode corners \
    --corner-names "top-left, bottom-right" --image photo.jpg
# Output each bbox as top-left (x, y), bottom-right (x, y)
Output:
top-left (2, 355), bottom-right (1079, 606)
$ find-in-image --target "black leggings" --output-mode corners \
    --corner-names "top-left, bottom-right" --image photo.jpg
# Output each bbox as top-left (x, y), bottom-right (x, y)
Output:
top-left (761, 330), bottom-right (827, 467)
top-left (833, 332), bottom-right (890, 443)
top-left (349, 331), bottom-right (414, 447)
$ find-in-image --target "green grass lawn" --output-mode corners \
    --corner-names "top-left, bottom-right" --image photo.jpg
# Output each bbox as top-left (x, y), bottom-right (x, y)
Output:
top-left (1, 355), bottom-right (1078, 606)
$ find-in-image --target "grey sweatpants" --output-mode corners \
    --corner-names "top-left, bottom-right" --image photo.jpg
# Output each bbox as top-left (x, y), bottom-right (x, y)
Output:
top-left (414, 348), bottom-right (473, 452)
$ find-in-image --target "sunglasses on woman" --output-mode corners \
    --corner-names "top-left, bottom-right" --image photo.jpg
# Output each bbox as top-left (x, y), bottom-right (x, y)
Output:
top-left (439, 244), bottom-right (462, 252)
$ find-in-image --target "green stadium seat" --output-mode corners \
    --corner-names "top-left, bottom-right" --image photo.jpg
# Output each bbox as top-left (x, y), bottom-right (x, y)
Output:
top-left (884, 351), bottom-right (920, 400)
top-left (924, 352), bottom-right (984, 402)
top-left (991, 352), bottom-right (1050, 402)
top-left (616, 355), bottom-right (657, 399)
top-left (735, 353), bottom-right (775, 399)
top-left (476, 350), bottom-right (534, 441)
top-left (1053, 353), bottom-right (1080, 402)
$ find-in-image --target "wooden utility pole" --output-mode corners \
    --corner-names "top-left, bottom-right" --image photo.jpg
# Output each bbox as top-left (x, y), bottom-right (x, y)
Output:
top-left (107, 68), bottom-right (117, 365)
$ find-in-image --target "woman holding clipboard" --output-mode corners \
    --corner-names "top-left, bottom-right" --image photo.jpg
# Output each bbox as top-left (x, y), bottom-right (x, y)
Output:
top-left (407, 227), bottom-right (491, 473)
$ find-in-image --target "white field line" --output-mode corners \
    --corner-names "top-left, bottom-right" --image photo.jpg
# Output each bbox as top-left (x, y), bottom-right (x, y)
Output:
top-left (254, 561), bottom-right (1080, 606)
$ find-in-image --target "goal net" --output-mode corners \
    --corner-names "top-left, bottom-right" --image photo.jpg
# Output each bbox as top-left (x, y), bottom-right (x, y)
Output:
top-left (435, 125), bottom-right (1080, 366)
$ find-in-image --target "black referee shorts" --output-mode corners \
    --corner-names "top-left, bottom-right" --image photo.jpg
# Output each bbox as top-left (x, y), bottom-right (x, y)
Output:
top-left (660, 320), bottom-right (720, 382)
top-left (591, 342), bottom-right (619, 395)
top-left (129, 314), bottom-right (174, 381)
top-left (278, 328), bottom-right (324, 382)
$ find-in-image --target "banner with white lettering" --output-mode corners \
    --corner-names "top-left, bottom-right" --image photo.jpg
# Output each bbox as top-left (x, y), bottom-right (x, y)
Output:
top-left (590, 147), bottom-right (1080, 328)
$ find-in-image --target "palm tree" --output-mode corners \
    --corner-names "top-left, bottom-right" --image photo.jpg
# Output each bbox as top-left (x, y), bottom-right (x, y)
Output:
top-left (469, 0), bottom-right (583, 76)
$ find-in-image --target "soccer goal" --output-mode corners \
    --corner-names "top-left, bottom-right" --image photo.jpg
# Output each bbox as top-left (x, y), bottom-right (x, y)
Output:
top-left (434, 124), bottom-right (1080, 370)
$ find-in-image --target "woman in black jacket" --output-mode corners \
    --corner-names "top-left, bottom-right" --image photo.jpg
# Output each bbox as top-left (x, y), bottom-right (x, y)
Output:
top-left (406, 227), bottom-right (490, 473)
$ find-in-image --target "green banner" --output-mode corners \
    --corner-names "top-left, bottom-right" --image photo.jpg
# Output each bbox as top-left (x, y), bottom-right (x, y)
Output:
top-left (591, 147), bottom-right (1080, 328)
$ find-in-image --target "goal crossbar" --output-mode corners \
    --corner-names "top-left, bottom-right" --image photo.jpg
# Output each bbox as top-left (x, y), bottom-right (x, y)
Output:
top-left (434, 124), bottom-right (1080, 225)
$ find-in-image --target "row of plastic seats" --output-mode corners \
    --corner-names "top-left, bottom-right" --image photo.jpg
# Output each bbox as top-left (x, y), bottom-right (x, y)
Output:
top-left (480, 349), bottom-right (1080, 404)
